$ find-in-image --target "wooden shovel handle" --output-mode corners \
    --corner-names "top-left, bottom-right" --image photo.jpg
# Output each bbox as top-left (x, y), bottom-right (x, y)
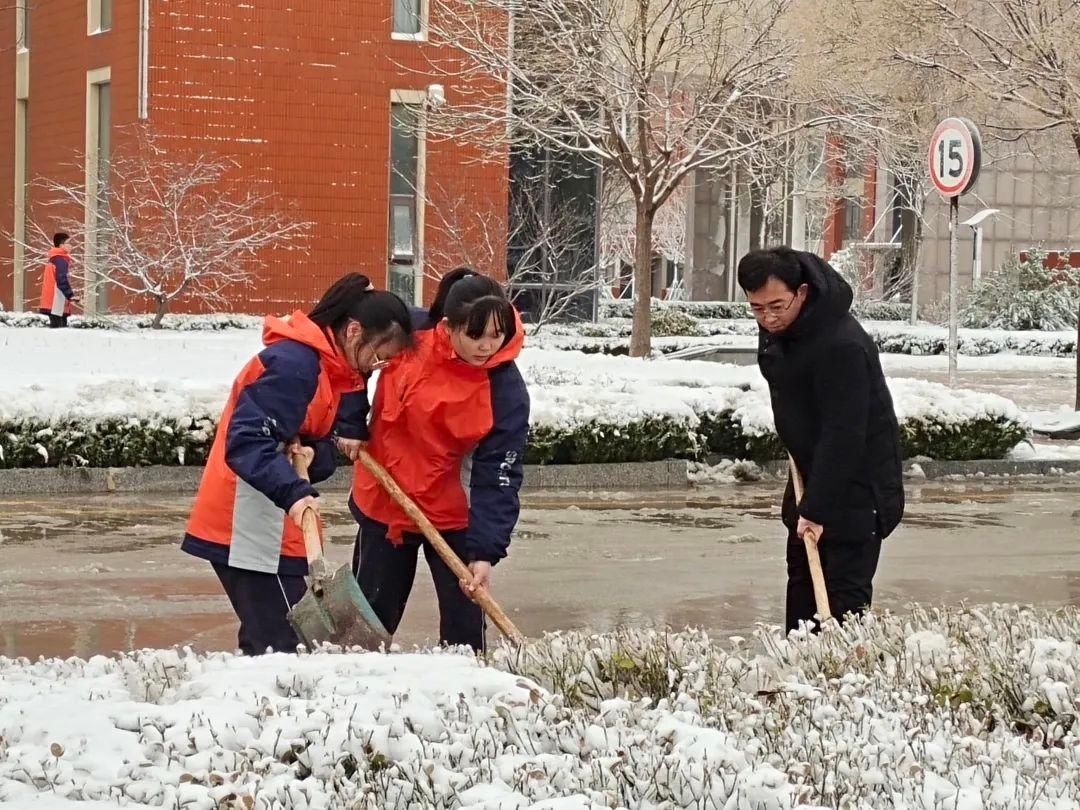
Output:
top-left (357, 449), bottom-right (525, 644)
top-left (787, 455), bottom-right (832, 623)
top-left (290, 447), bottom-right (324, 566)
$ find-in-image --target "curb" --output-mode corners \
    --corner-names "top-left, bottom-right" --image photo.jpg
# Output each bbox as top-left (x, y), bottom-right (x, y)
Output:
top-left (0, 460), bottom-right (691, 496)
top-left (748, 458), bottom-right (1080, 480)
top-left (1, 457), bottom-right (1076, 497)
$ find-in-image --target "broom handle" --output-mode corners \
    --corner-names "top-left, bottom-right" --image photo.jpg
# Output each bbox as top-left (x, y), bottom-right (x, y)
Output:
top-left (787, 455), bottom-right (832, 622)
top-left (358, 449), bottom-right (525, 644)
top-left (290, 448), bottom-right (324, 565)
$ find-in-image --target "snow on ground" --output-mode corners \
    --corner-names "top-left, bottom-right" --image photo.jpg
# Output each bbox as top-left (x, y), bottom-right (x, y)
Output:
top-left (0, 329), bottom-right (1023, 434)
top-left (1, 604), bottom-right (1079, 808)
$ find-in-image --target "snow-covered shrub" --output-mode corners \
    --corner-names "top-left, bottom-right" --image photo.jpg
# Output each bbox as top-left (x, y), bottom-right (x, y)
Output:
top-left (0, 311), bottom-right (264, 331)
top-left (0, 417), bottom-right (216, 468)
top-left (601, 297), bottom-right (910, 322)
top-left (902, 416), bottom-right (1028, 461)
top-left (526, 416), bottom-right (702, 465)
top-left (962, 250), bottom-right (1080, 331)
top-left (3, 605), bottom-right (1077, 808)
top-left (0, 406), bottom-right (1026, 469)
top-left (650, 307), bottom-right (702, 337)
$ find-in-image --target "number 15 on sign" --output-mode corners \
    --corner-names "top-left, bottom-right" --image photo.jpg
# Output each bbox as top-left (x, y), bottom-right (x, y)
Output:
top-left (928, 117), bottom-right (982, 387)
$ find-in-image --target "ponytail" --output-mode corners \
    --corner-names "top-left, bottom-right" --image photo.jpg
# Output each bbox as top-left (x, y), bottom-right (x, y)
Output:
top-left (428, 266), bottom-right (479, 324)
top-left (308, 272), bottom-right (413, 349)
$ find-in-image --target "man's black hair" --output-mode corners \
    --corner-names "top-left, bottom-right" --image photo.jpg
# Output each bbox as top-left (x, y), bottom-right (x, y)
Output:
top-left (53, 232), bottom-right (70, 248)
top-left (737, 247), bottom-right (804, 293)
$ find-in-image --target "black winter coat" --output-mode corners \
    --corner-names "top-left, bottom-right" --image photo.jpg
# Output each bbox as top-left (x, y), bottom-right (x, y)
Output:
top-left (757, 252), bottom-right (904, 540)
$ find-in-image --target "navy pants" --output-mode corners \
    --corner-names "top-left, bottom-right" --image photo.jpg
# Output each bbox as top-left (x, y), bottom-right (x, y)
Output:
top-left (212, 563), bottom-right (307, 655)
top-left (352, 518), bottom-right (486, 653)
top-left (786, 523), bottom-right (882, 633)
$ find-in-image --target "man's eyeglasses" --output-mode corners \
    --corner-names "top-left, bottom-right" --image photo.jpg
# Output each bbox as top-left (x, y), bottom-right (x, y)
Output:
top-left (750, 294), bottom-right (798, 319)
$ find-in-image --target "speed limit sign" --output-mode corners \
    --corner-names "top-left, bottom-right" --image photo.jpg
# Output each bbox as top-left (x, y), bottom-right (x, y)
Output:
top-left (928, 116), bottom-right (983, 390)
top-left (928, 117), bottom-right (982, 198)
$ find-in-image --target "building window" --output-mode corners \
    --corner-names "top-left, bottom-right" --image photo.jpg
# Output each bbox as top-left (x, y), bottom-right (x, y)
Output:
top-left (842, 197), bottom-right (862, 244)
top-left (96, 82), bottom-right (111, 186)
top-left (17, 1), bottom-right (29, 49)
top-left (85, 69), bottom-right (111, 314)
top-left (388, 101), bottom-right (420, 302)
top-left (392, 0), bottom-right (424, 38)
top-left (89, 0), bottom-right (112, 34)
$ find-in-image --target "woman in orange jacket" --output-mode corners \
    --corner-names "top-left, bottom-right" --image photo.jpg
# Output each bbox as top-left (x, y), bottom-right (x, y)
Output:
top-left (182, 273), bottom-right (414, 655)
top-left (349, 273), bottom-right (530, 653)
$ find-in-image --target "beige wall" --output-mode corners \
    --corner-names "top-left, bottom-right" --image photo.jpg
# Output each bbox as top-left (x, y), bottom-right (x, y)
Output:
top-left (920, 135), bottom-right (1080, 307)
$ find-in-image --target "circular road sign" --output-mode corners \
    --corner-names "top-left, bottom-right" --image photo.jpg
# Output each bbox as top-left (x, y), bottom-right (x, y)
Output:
top-left (928, 117), bottom-right (982, 198)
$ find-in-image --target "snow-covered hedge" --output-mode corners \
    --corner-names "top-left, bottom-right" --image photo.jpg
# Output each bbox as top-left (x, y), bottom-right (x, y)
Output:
top-left (0, 311), bottom-right (264, 331)
top-left (601, 297), bottom-right (911, 322)
top-left (1, 605), bottom-right (1078, 808)
top-left (0, 393), bottom-right (1026, 469)
top-left (0, 346), bottom-right (1026, 468)
top-left (533, 319), bottom-right (1078, 358)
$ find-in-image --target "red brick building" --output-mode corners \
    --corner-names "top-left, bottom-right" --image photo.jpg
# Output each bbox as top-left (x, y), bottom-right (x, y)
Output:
top-left (0, 0), bottom-right (508, 315)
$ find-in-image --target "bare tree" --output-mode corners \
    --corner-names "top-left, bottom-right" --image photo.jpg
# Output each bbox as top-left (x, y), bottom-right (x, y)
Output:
top-left (598, 171), bottom-right (686, 297)
top-left (15, 129), bottom-right (311, 327)
top-left (423, 0), bottom-right (859, 356)
top-left (419, 175), bottom-right (606, 330)
top-left (892, 0), bottom-right (1080, 406)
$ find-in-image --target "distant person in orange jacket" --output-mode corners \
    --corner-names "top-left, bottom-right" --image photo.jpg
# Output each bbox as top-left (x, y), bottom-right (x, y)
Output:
top-left (181, 273), bottom-right (415, 655)
top-left (349, 272), bottom-right (530, 653)
top-left (39, 233), bottom-right (78, 328)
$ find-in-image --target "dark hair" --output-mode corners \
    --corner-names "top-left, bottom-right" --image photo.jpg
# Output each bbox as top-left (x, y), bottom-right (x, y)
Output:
top-left (428, 266), bottom-right (479, 323)
top-left (442, 274), bottom-right (516, 343)
top-left (53, 233), bottom-right (69, 248)
top-left (737, 247), bottom-right (803, 293)
top-left (308, 272), bottom-right (413, 349)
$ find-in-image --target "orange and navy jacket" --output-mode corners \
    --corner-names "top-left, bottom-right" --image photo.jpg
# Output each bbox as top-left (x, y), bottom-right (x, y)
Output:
top-left (350, 310), bottom-right (530, 565)
top-left (182, 311), bottom-right (370, 575)
top-left (39, 247), bottom-right (75, 316)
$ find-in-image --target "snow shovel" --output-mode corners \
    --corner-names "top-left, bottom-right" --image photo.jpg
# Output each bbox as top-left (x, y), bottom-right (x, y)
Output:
top-left (286, 451), bottom-right (391, 651)
top-left (787, 455), bottom-right (833, 624)
top-left (356, 448), bottom-right (525, 646)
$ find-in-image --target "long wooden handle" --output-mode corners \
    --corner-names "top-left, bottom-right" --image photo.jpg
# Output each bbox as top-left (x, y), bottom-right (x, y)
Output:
top-left (290, 448), bottom-right (324, 566)
top-left (787, 455), bottom-right (832, 623)
top-left (357, 449), bottom-right (525, 644)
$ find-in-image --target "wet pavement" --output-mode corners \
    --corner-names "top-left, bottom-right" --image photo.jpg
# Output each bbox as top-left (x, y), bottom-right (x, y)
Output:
top-left (1, 478), bottom-right (1079, 659)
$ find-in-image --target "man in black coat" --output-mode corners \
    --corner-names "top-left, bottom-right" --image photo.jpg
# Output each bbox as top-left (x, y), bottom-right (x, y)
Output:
top-left (737, 247), bottom-right (904, 632)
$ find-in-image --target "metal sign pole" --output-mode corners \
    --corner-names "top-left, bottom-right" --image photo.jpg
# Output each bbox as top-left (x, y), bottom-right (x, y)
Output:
top-left (929, 116), bottom-right (981, 388)
top-left (948, 196), bottom-right (959, 387)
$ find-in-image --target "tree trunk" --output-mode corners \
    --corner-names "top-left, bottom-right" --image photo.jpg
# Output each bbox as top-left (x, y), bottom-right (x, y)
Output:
top-left (629, 205), bottom-right (656, 358)
top-left (1073, 128), bottom-right (1080, 410)
top-left (151, 297), bottom-right (169, 329)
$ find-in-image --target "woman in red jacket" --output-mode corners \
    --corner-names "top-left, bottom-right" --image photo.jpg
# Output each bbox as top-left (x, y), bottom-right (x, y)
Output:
top-left (349, 273), bottom-right (530, 653)
top-left (182, 273), bottom-right (414, 655)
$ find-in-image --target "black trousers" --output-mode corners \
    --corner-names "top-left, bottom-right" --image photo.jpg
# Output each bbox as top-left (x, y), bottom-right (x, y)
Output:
top-left (212, 563), bottom-right (308, 655)
top-left (352, 518), bottom-right (486, 653)
top-left (786, 523), bottom-right (882, 633)
top-left (41, 310), bottom-right (69, 329)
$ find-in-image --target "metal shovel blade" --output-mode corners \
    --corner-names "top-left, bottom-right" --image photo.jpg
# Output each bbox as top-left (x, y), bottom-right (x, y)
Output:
top-left (287, 563), bottom-right (391, 651)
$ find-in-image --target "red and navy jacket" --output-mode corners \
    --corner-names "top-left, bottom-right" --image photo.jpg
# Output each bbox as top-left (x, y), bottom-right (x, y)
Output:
top-left (182, 311), bottom-right (366, 575)
top-left (39, 247), bottom-right (75, 316)
top-left (350, 310), bottom-right (530, 565)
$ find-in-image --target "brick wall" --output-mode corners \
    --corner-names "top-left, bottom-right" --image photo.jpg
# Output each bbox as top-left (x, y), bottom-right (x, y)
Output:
top-left (0, 11), bottom-right (14, 309)
top-left (0, 0), bottom-right (508, 313)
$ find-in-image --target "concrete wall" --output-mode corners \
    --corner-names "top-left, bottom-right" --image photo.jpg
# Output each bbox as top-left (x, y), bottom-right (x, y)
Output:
top-left (919, 136), bottom-right (1080, 307)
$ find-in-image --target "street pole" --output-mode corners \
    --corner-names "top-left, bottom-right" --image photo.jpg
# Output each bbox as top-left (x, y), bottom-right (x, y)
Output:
top-left (948, 196), bottom-right (959, 386)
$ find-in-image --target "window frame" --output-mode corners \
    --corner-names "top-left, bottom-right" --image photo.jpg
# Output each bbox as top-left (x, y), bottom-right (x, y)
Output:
top-left (391, 0), bottom-right (428, 41)
top-left (387, 92), bottom-right (426, 305)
